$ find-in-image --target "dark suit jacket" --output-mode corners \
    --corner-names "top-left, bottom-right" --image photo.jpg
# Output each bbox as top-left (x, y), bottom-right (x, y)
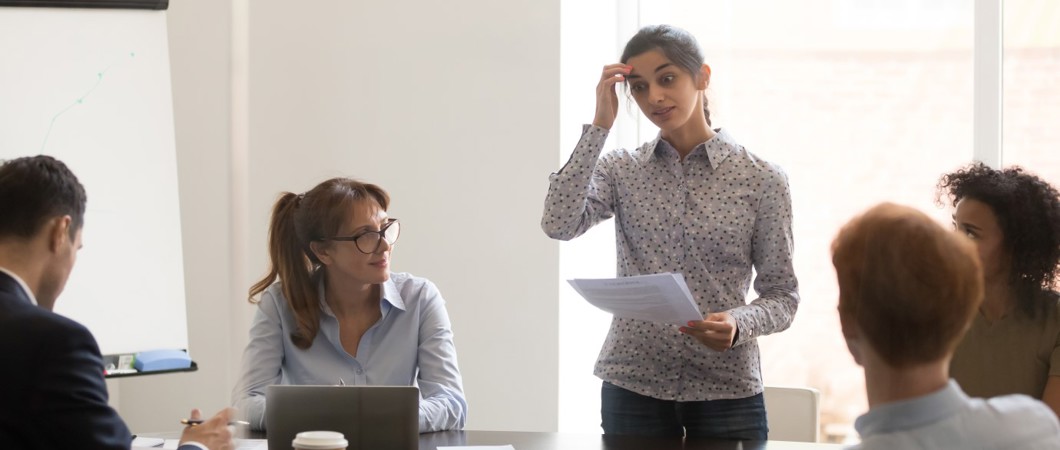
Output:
top-left (0, 270), bottom-right (132, 449)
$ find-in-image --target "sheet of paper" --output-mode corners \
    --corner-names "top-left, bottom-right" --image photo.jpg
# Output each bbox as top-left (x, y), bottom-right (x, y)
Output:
top-left (131, 436), bottom-right (164, 448)
top-left (439, 446), bottom-right (516, 450)
top-left (233, 439), bottom-right (268, 450)
top-left (146, 438), bottom-right (266, 450)
top-left (567, 272), bottom-right (704, 325)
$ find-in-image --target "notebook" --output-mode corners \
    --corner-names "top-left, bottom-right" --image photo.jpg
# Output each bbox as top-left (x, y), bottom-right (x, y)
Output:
top-left (265, 385), bottom-right (419, 450)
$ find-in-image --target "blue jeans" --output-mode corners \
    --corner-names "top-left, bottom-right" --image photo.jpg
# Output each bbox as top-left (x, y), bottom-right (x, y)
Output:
top-left (600, 381), bottom-right (768, 440)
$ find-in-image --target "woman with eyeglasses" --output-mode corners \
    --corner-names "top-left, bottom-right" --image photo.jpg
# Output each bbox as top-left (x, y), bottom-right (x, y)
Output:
top-left (233, 178), bottom-right (467, 432)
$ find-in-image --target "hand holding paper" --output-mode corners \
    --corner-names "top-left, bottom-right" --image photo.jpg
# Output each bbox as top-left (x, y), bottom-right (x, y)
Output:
top-left (679, 312), bottom-right (738, 352)
top-left (566, 272), bottom-right (703, 325)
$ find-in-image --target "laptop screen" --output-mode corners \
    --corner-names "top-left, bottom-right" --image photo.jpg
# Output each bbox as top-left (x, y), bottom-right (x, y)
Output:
top-left (266, 385), bottom-right (419, 450)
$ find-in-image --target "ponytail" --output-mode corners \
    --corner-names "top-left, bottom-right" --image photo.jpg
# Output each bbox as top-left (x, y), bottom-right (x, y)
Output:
top-left (702, 93), bottom-right (712, 127)
top-left (249, 192), bottom-right (321, 349)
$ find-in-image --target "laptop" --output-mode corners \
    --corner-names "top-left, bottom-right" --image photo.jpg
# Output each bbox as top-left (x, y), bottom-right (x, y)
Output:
top-left (266, 385), bottom-right (419, 450)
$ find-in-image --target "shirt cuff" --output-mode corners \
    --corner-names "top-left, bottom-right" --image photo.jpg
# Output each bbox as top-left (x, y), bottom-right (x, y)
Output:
top-left (582, 123), bottom-right (611, 135)
top-left (178, 442), bottom-right (209, 450)
top-left (728, 308), bottom-right (754, 347)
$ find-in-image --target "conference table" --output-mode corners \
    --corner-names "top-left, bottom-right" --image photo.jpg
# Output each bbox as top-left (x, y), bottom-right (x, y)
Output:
top-left (416, 430), bottom-right (846, 449)
top-left (164, 429), bottom-right (845, 450)
top-left (142, 429), bottom-right (846, 449)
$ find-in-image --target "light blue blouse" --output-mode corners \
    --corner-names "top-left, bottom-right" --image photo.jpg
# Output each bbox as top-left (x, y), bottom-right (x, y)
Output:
top-left (233, 272), bottom-right (467, 433)
top-left (852, 380), bottom-right (1060, 449)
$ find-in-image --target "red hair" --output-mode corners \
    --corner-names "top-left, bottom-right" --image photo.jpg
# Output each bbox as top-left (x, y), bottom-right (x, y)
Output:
top-left (832, 203), bottom-right (983, 368)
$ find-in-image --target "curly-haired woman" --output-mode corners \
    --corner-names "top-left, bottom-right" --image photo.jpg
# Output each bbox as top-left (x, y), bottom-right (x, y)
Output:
top-left (938, 162), bottom-right (1060, 416)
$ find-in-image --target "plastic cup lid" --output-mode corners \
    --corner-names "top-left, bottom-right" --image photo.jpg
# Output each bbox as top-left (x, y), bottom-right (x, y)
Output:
top-left (292, 430), bottom-right (348, 449)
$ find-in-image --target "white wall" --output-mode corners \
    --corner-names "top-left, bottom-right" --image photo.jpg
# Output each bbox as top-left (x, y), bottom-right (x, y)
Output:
top-left (247, 0), bottom-right (560, 432)
top-left (114, 0), bottom-right (562, 434)
top-left (113, 0), bottom-right (238, 433)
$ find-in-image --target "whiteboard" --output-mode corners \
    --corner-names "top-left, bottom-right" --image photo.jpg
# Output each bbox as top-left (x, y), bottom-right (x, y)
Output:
top-left (0, 6), bottom-right (188, 356)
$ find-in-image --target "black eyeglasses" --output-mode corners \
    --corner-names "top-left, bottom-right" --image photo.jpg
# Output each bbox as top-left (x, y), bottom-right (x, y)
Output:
top-left (319, 219), bottom-right (400, 254)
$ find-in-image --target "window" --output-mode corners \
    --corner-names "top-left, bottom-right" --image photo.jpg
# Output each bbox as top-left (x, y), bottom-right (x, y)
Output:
top-left (1002, 0), bottom-right (1060, 180)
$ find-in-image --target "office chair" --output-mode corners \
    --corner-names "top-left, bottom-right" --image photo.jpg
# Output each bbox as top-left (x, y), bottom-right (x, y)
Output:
top-left (763, 385), bottom-right (821, 442)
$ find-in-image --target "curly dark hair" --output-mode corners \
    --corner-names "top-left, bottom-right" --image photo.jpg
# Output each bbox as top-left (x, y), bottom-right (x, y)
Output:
top-left (936, 162), bottom-right (1060, 319)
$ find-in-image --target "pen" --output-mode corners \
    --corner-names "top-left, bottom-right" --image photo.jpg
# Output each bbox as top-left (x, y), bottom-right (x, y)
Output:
top-left (181, 419), bottom-right (250, 426)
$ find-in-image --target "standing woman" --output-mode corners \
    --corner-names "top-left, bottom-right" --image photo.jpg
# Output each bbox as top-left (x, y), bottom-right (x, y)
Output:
top-left (234, 178), bottom-right (467, 432)
top-left (541, 25), bottom-right (799, 439)
top-left (938, 162), bottom-right (1060, 416)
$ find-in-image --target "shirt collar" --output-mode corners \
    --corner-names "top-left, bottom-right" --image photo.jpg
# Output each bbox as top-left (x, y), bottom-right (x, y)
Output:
top-left (381, 277), bottom-right (406, 311)
top-left (0, 266), bottom-right (37, 306)
top-left (638, 128), bottom-right (738, 170)
top-left (854, 380), bottom-right (969, 438)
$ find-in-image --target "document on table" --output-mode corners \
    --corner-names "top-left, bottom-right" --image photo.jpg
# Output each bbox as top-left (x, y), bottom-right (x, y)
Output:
top-left (567, 272), bottom-right (703, 325)
top-left (136, 438), bottom-right (266, 450)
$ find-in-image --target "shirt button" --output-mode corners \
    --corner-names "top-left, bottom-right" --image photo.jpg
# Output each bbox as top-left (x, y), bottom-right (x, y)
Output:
top-left (357, 368), bottom-right (364, 375)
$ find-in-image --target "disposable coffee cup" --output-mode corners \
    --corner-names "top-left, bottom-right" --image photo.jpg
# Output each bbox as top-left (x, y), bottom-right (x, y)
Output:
top-left (292, 430), bottom-right (348, 450)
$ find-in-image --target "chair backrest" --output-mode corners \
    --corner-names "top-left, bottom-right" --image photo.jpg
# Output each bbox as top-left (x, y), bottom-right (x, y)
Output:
top-left (763, 385), bottom-right (821, 442)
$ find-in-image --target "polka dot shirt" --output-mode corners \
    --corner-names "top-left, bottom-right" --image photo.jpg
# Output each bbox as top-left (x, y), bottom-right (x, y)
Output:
top-left (542, 125), bottom-right (800, 401)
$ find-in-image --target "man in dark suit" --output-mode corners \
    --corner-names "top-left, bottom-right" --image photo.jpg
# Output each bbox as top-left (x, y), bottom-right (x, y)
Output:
top-left (0, 155), bottom-right (233, 450)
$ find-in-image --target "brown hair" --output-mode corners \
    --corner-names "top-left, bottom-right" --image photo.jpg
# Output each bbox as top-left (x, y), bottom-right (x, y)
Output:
top-left (249, 178), bottom-right (389, 349)
top-left (832, 203), bottom-right (983, 368)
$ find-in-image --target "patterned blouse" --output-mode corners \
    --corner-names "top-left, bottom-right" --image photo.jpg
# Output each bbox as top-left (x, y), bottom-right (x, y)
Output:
top-left (542, 125), bottom-right (799, 401)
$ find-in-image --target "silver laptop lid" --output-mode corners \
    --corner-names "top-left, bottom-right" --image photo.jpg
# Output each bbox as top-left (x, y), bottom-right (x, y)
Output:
top-left (265, 385), bottom-right (418, 450)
